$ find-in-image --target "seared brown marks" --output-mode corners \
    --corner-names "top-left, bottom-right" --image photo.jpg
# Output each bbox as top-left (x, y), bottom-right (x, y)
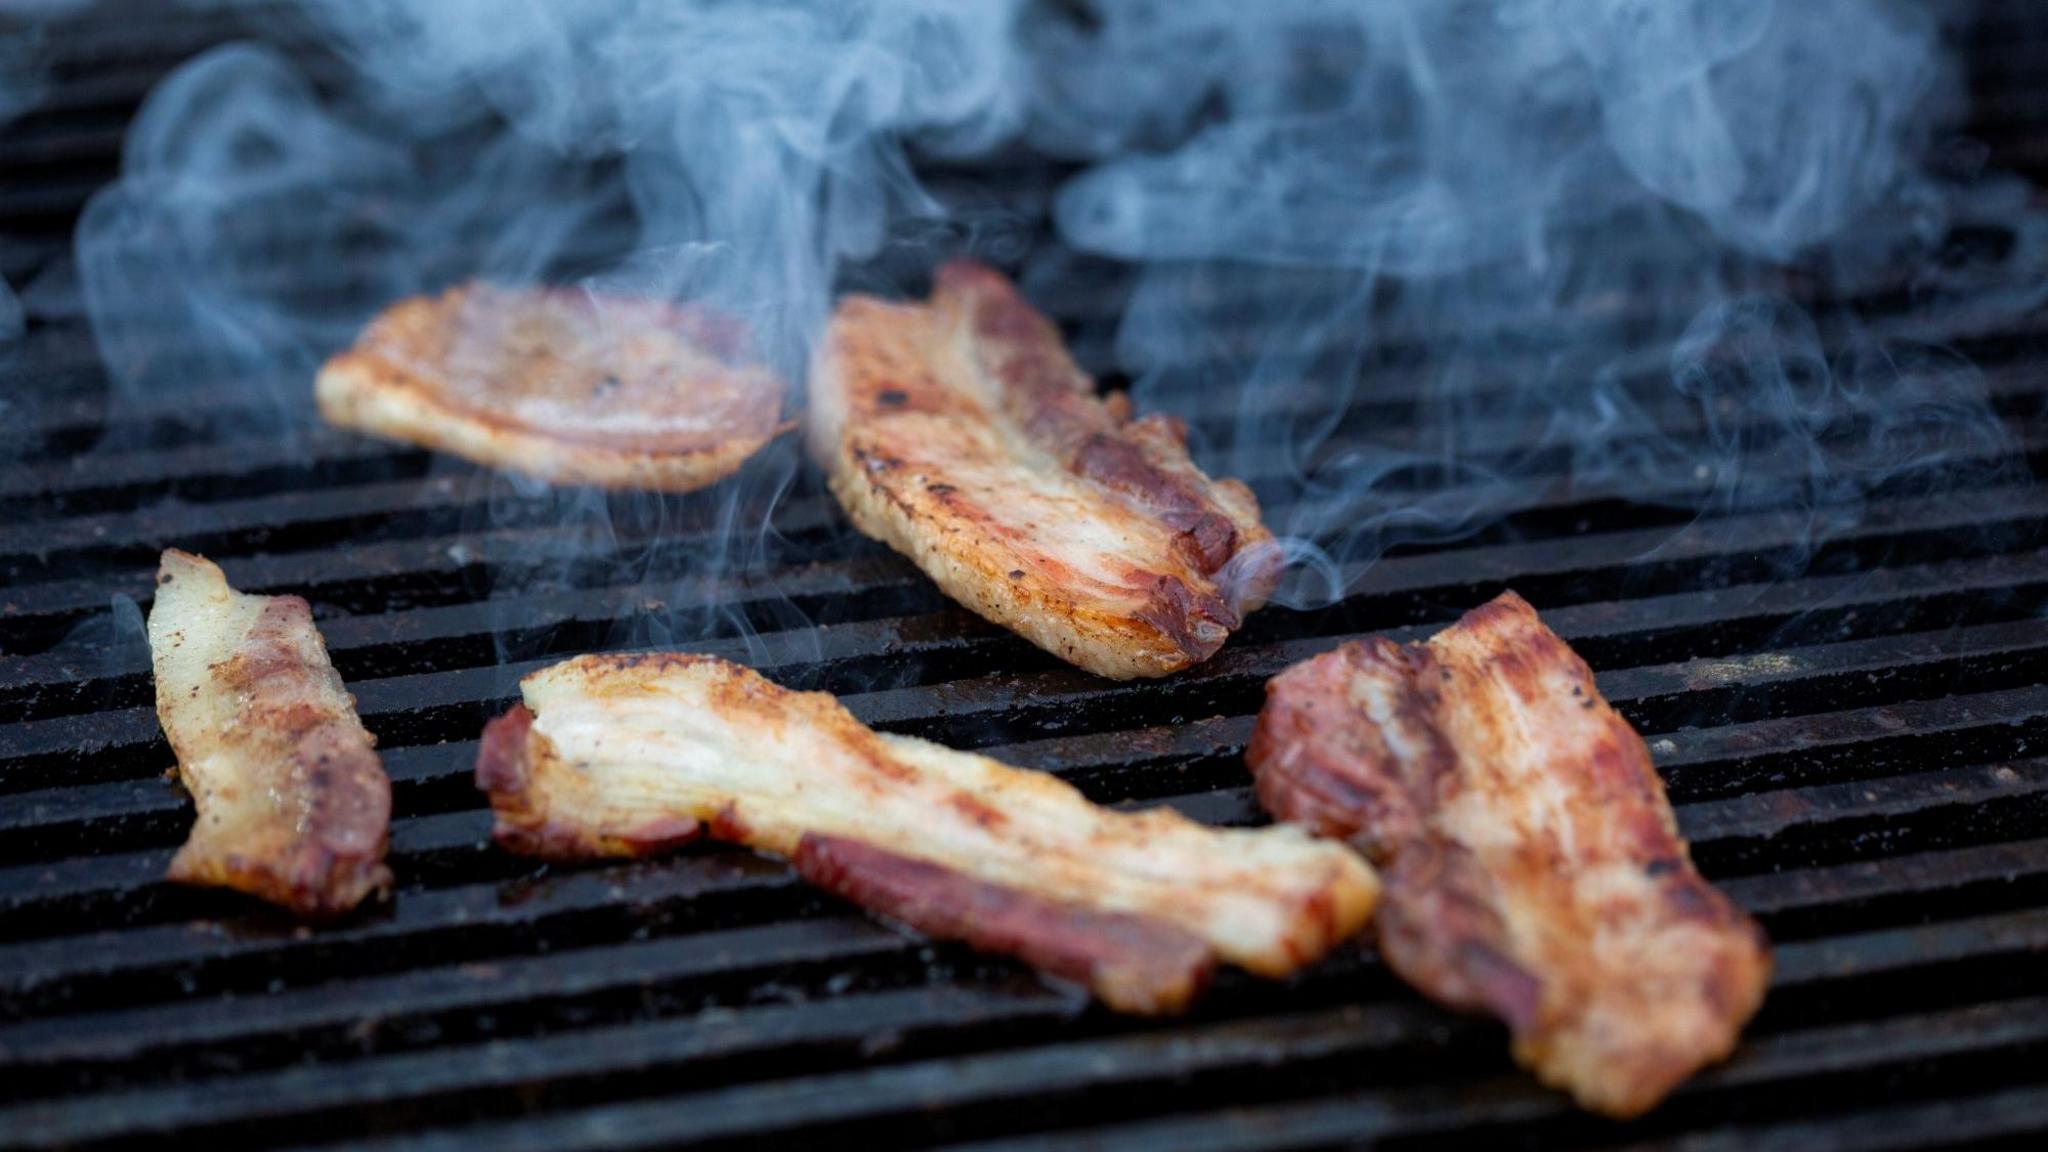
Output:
top-left (1248, 591), bottom-right (1771, 1117)
top-left (1247, 636), bottom-right (1536, 1031)
top-left (476, 671), bottom-right (1182, 998)
top-left (795, 834), bottom-right (1212, 1015)
top-left (474, 653), bottom-right (987, 853)
top-left (940, 262), bottom-right (1274, 655)
top-left (153, 555), bottom-right (392, 920)
top-left (1247, 637), bottom-right (1424, 850)
top-left (948, 791), bottom-right (1007, 829)
top-left (204, 598), bottom-right (392, 916)
top-left (1072, 426), bottom-right (1240, 572)
top-left (167, 709), bottom-right (392, 920)
top-left (473, 652), bottom-right (1374, 1011)
top-left (1131, 574), bottom-right (1239, 663)
top-left (815, 260), bottom-right (1273, 677)
top-left (935, 260), bottom-right (1099, 450)
top-left (942, 260), bottom-right (1254, 585)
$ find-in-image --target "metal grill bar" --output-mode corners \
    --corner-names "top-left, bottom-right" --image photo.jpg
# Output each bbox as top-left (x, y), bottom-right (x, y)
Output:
top-left (8, 482), bottom-right (2048, 792)
top-left (7, 423), bottom-right (2047, 679)
top-left (192, 991), bottom-right (2048, 1152)
top-left (4, 917), bottom-right (2044, 1150)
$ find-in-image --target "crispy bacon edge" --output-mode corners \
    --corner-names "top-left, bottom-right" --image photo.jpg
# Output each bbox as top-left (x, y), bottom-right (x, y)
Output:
top-left (1246, 591), bottom-right (1772, 1116)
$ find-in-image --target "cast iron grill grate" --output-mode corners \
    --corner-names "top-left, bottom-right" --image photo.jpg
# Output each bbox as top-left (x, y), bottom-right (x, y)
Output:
top-left (3, 2), bottom-right (2048, 1149)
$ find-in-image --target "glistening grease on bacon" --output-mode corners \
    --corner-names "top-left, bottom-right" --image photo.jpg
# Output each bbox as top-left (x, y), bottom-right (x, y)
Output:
top-left (147, 549), bottom-right (392, 919)
top-left (475, 653), bottom-right (1376, 1014)
top-left (808, 260), bottom-right (1276, 679)
top-left (1247, 592), bottom-right (1771, 1117)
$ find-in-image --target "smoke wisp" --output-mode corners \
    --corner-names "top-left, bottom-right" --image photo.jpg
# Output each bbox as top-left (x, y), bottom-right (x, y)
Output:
top-left (1, 0), bottom-right (93, 344)
top-left (1028, 0), bottom-right (2034, 606)
top-left (49, 0), bottom-right (2045, 661)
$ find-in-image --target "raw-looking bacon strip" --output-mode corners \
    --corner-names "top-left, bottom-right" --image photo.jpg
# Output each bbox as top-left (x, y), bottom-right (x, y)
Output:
top-left (1247, 592), bottom-right (1771, 1116)
top-left (147, 549), bottom-right (392, 919)
top-left (476, 652), bottom-right (1377, 1014)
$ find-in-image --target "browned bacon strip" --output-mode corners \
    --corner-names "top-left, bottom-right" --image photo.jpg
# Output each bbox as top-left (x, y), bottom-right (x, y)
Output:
top-left (476, 652), bottom-right (1376, 1013)
top-left (317, 282), bottom-right (788, 492)
top-left (809, 260), bottom-right (1277, 679)
top-left (147, 549), bottom-right (392, 919)
top-left (1247, 592), bottom-right (1771, 1117)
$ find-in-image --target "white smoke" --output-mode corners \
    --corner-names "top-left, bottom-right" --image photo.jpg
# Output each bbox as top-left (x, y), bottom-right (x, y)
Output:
top-left (77, 0), bottom-right (1026, 410)
top-left (2, 0), bottom-right (93, 343)
top-left (1031, 0), bottom-right (2031, 603)
top-left (51, 0), bottom-right (2043, 647)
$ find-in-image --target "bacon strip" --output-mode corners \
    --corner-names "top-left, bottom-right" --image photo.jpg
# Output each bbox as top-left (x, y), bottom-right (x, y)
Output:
top-left (317, 282), bottom-right (788, 492)
top-left (476, 652), bottom-right (1376, 1013)
top-left (808, 260), bottom-right (1277, 679)
top-left (147, 549), bottom-right (392, 919)
top-left (1247, 592), bottom-right (1771, 1116)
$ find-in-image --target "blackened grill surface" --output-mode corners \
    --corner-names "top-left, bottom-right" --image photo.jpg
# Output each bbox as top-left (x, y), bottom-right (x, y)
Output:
top-left (4, 3), bottom-right (2048, 1150)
